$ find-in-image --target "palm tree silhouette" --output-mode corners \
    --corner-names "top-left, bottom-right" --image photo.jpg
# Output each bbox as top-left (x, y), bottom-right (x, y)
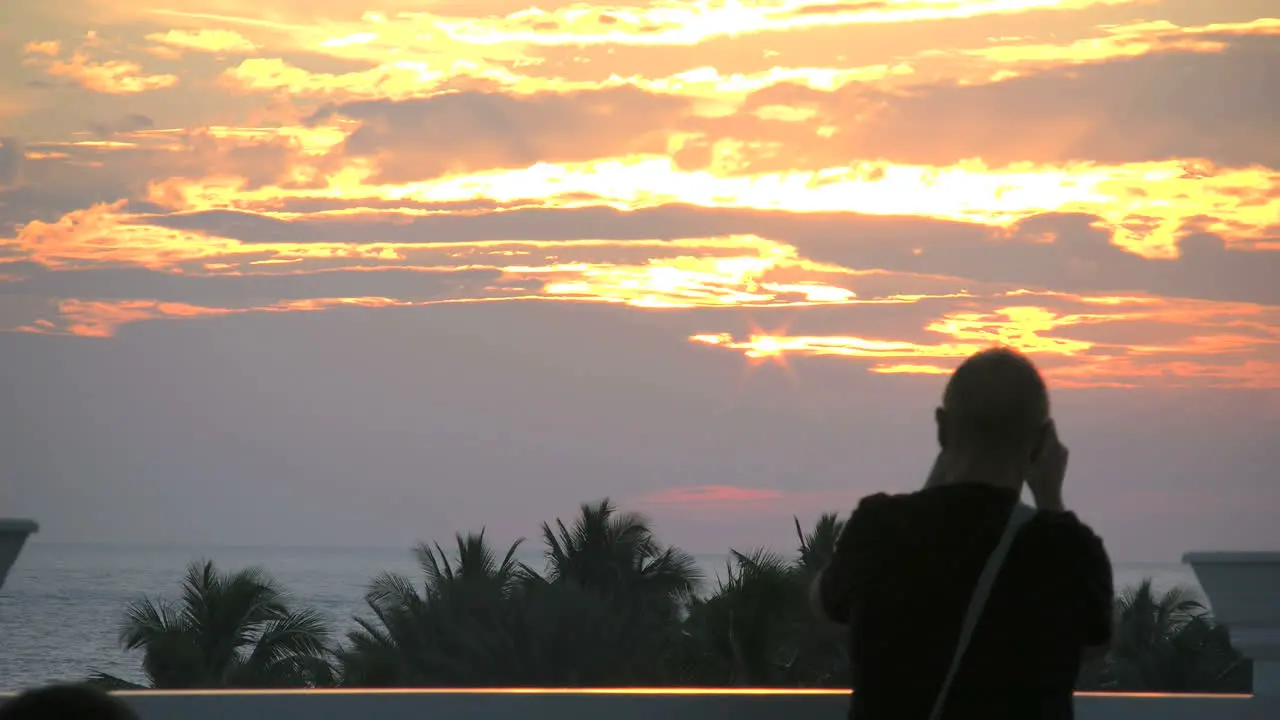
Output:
top-left (90, 560), bottom-right (332, 689)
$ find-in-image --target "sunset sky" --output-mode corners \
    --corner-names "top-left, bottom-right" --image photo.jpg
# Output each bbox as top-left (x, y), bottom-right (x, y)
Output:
top-left (1, 0), bottom-right (1277, 560)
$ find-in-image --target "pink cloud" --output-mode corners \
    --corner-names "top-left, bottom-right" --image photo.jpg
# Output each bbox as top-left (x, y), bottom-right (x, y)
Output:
top-left (641, 485), bottom-right (785, 506)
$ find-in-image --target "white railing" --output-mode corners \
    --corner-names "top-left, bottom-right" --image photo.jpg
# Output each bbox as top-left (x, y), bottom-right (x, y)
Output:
top-left (74, 688), bottom-right (1280, 720)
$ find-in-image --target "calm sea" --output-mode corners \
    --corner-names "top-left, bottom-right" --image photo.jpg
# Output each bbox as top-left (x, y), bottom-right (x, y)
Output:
top-left (0, 542), bottom-right (1203, 691)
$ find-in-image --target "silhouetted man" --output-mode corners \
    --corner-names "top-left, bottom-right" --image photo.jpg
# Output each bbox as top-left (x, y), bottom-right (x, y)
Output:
top-left (812, 347), bottom-right (1113, 719)
top-left (0, 684), bottom-right (139, 720)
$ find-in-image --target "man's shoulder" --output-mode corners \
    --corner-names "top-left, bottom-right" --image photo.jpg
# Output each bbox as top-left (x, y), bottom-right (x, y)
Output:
top-left (854, 490), bottom-right (906, 511)
top-left (1031, 508), bottom-right (1105, 547)
top-left (1026, 509), bottom-right (1112, 582)
top-left (851, 485), bottom-right (1008, 523)
top-left (850, 491), bottom-right (912, 523)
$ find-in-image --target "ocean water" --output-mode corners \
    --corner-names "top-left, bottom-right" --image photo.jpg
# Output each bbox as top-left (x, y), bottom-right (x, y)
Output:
top-left (0, 542), bottom-right (1203, 691)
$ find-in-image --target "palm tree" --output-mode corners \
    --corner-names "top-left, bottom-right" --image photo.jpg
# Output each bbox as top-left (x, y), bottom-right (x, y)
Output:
top-left (789, 514), bottom-right (851, 685)
top-left (795, 513), bottom-right (845, 576)
top-left (90, 560), bottom-right (333, 689)
top-left (680, 512), bottom-right (852, 687)
top-left (92, 509), bottom-right (1255, 694)
top-left (1088, 578), bottom-right (1249, 693)
top-left (337, 530), bottom-right (531, 686)
top-left (338, 525), bottom-right (684, 687)
top-left (367, 530), bottom-right (530, 614)
top-left (540, 498), bottom-right (702, 610)
top-left (681, 548), bottom-right (806, 685)
top-left (493, 575), bottom-right (687, 685)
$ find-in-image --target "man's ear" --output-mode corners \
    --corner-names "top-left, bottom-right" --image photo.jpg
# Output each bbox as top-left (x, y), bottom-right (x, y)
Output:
top-left (935, 407), bottom-right (947, 449)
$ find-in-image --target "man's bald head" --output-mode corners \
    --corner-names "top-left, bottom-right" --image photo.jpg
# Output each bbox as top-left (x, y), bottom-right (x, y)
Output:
top-left (938, 347), bottom-right (1050, 460)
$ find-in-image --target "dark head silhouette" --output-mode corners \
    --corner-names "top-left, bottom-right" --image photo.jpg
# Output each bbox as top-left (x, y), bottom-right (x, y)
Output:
top-left (0, 684), bottom-right (138, 720)
top-left (935, 346), bottom-right (1050, 489)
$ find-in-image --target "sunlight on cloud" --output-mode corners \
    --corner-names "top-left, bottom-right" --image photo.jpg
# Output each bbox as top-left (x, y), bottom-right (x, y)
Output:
top-left (115, 0), bottom-right (1147, 55)
top-left (425, 0), bottom-right (1143, 47)
top-left (164, 6), bottom-right (1251, 104)
top-left (690, 295), bottom-right (1280, 388)
top-left (531, 237), bottom-right (857, 308)
top-left (143, 151), bottom-right (1280, 258)
top-left (222, 58), bottom-right (912, 103)
top-left (954, 17), bottom-right (1280, 69)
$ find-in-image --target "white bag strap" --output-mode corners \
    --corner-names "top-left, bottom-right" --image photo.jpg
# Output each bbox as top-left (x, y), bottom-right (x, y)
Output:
top-left (927, 501), bottom-right (1038, 720)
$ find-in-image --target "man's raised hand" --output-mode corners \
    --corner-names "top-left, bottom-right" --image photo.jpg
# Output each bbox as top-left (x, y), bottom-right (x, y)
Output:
top-left (1028, 420), bottom-right (1068, 511)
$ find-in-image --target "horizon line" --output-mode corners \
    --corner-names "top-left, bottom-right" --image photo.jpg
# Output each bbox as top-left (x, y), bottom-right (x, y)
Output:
top-left (19, 539), bottom-right (1190, 567)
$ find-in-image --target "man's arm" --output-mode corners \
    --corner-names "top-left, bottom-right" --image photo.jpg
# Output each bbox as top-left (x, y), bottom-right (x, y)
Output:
top-left (1044, 513), bottom-right (1113, 662)
top-left (1028, 422), bottom-right (1112, 660)
top-left (1076, 524), bottom-right (1114, 661)
top-left (810, 493), bottom-right (891, 624)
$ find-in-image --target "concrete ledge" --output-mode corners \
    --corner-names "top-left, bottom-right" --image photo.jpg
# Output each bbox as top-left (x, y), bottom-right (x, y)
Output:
top-left (1184, 552), bottom-right (1280, 565)
top-left (0, 689), bottom-right (1273, 720)
top-left (0, 520), bottom-right (39, 533)
top-left (0, 518), bottom-right (38, 592)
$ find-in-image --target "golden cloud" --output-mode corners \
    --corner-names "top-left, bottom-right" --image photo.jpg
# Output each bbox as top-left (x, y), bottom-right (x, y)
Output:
top-left (146, 28), bottom-right (261, 53)
top-left (22, 40), bottom-right (62, 57)
top-left (26, 50), bottom-right (178, 94)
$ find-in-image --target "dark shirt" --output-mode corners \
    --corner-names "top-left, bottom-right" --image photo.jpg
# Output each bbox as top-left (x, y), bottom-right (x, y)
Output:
top-left (817, 483), bottom-right (1113, 720)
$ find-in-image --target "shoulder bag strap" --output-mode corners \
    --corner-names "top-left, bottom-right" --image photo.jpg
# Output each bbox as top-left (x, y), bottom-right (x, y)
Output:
top-left (927, 501), bottom-right (1038, 720)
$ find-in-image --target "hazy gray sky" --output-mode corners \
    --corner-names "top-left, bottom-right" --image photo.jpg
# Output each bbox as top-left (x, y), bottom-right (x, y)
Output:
top-left (2, 0), bottom-right (1278, 561)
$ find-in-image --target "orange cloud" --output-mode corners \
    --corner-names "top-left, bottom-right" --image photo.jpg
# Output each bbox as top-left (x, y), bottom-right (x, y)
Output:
top-left (14, 296), bottom-right (428, 338)
top-left (4, 201), bottom-right (408, 270)
top-left (5, 0), bottom-right (1277, 401)
top-left (1, 199), bottom-right (859, 308)
top-left (1044, 357), bottom-right (1280, 390)
top-left (54, 299), bottom-right (240, 337)
top-left (5, 195), bottom-right (1275, 391)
